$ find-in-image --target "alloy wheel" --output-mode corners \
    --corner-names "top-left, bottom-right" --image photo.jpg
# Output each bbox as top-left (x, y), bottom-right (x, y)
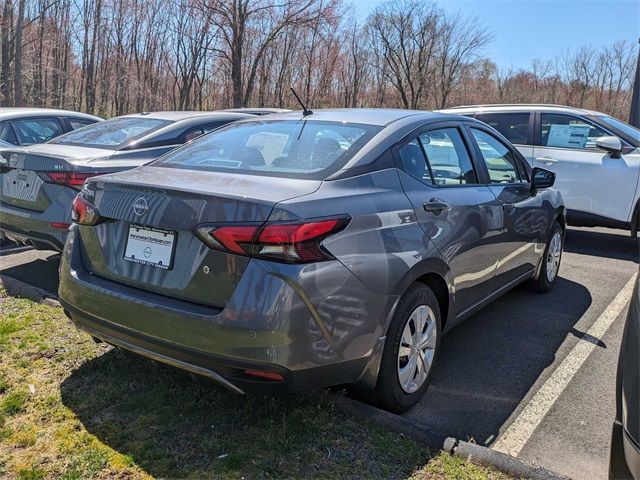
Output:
top-left (397, 305), bottom-right (437, 394)
top-left (546, 231), bottom-right (563, 282)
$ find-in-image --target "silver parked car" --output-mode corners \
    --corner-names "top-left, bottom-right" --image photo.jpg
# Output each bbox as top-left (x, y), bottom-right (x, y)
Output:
top-left (59, 109), bottom-right (565, 412)
top-left (0, 107), bottom-right (101, 146)
top-left (0, 111), bottom-right (253, 251)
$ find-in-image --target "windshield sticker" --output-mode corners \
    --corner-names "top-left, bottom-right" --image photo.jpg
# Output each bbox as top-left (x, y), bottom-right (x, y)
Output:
top-left (547, 124), bottom-right (591, 148)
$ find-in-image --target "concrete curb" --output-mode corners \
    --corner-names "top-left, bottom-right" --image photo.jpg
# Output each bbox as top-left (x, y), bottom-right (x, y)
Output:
top-left (330, 391), bottom-right (444, 449)
top-left (0, 274), bottom-right (60, 307)
top-left (332, 392), bottom-right (570, 479)
top-left (445, 438), bottom-right (571, 480)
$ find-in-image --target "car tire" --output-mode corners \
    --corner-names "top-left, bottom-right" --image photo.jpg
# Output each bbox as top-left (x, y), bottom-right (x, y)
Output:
top-left (374, 283), bottom-right (441, 413)
top-left (532, 221), bottom-right (564, 293)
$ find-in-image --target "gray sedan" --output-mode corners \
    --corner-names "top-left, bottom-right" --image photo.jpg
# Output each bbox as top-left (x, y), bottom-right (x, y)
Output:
top-left (59, 109), bottom-right (565, 412)
top-left (0, 111), bottom-right (253, 251)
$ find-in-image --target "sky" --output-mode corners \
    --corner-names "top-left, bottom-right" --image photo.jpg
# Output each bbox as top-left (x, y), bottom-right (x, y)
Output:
top-left (349, 0), bottom-right (640, 70)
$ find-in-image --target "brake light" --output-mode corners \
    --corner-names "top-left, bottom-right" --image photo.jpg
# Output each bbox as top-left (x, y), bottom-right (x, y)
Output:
top-left (39, 171), bottom-right (111, 190)
top-left (71, 195), bottom-right (103, 226)
top-left (194, 217), bottom-right (349, 263)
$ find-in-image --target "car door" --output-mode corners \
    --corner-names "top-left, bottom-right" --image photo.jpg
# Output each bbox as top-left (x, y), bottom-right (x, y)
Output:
top-left (394, 121), bottom-right (503, 314)
top-left (533, 112), bottom-right (640, 224)
top-left (467, 125), bottom-right (543, 286)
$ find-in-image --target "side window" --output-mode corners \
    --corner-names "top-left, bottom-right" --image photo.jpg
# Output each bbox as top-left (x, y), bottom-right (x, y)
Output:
top-left (471, 128), bottom-right (523, 184)
top-left (202, 122), bottom-right (225, 134)
top-left (420, 127), bottom-right (478, 185)
top-left (183, 127), bottom-right (205, 143)
top-left (0, 121), bottom-right (18, 145)
top-left (398, 139), bottom-right (433, 185)
top-left (475, 113), bottom-right (530, 145)
top-left (68, 118), bottom-right (97, 130)
top-left (11, 117), bottom-right (63, 145)
top-left (540, 114), bottom-right (608, 149)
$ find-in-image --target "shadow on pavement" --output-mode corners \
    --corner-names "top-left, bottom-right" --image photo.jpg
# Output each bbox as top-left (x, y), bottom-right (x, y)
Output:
top-left (403, 276), bottom-right (592, 445)
top-left (0, 251), bottom-right (60, 296)
top-left (564, 228), bottom-right (638, 263)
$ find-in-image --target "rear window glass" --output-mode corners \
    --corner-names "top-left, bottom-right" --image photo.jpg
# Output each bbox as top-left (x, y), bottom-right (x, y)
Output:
top-left (475, 113), bottom-right (530, 145)
top-left (51, 117), bottom-right (170, 150)
top-left (153, 120), bottom-right (383, 179)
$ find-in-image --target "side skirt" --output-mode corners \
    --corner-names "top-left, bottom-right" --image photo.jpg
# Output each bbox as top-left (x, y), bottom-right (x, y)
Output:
top-left (453, 269), bottom-right (535, 325)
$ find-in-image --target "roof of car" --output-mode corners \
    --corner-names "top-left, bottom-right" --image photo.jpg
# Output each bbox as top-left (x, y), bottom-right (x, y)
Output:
top-left (244, 108), bottom-right (454, 126)
top-left (0, 107), bottom-right (102, 121)
top-left (439, 104), bottom-right (604, 116)
top-left (223, 108), bottom-right (292, 115)
top-left (117, 111), bottom-right (254, 121)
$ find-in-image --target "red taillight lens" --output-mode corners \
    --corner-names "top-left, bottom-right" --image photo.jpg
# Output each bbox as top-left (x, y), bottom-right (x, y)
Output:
top-left (71, 195), bottom-right (102, 226)
top-left (194, 217), bottom-right (349, 263)
top-left (39, 171), bottom-right (111, 190)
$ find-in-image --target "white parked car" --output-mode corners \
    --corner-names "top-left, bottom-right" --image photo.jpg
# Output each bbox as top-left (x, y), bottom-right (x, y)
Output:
top-left (440, 104), bottom-right (640, 236)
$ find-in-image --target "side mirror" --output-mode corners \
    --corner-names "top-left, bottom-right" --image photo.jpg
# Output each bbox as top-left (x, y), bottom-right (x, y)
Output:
top-left (596, 136), bottom-right (622, 158)
top-left (531, 167), bottom-right (555, 193)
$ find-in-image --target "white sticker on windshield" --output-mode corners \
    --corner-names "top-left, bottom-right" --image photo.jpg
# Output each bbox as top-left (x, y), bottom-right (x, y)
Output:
top-left (547, 124), bottom-right (591, 149)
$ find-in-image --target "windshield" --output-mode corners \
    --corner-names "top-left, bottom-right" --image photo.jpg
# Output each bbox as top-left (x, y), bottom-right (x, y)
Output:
top-left (597, 115), bottom-right (640, 143)
top-left (51, 117), bottom-right (170, 150)
top-left (153, 120), bottom-right (382, 179)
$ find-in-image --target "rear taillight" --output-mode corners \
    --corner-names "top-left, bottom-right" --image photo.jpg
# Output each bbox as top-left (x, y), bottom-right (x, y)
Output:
top-left (194, 217), bottom-right (349, 263)
top-left (71, 195), bottom-right (103, 226)
top-left (38, 171), bottom-right (112, 190)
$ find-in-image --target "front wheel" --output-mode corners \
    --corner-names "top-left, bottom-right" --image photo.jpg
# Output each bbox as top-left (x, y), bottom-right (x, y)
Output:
top-left (532, 221), bottom-right (563, 292)
top-left (373, 283), bottom-right (441, 413)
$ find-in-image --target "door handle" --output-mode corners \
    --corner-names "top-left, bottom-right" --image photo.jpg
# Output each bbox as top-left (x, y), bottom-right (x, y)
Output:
top-left (501, 201), bottom-right (516, 213)
top-left (535, 156), bottom-right (558, 164)
top-left (423, 199), bottom-right (449, 215)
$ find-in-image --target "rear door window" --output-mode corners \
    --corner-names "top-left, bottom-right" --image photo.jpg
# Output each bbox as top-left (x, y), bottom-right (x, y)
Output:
top-left (67, 117), bottom-right (97, 130)
top-left (540, 114), bottom-right (608, 149)
top-left (475, 112), bottom-right (530, 145)
top-left (0, 121), bottom-right (17, 145)
top-left (419, 127), bottom-right (478, 185)
top-left (471, 128), bottom-right (525, 184)
top-left (11, 117), bottom-right (63, 145)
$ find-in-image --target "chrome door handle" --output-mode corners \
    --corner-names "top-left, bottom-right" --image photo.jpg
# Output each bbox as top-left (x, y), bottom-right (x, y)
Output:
top-left (535, 156), bottom-right (558, 164)
top-left (423, 199), bottom-right (449, 215)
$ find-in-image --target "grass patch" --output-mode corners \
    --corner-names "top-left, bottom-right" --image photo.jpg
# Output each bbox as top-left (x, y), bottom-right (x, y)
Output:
top-left (0, 289), bottom-right (510, 479)
top-left (1, 390), bottom-right (27, 415)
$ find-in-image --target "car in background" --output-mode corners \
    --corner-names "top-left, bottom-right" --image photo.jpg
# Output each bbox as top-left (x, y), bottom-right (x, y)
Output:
top-left (223, 108), bottom-right (291, 116)
top-left (59, 109), bottom-right (564, 413)
top-left (0, 108), bottom-right (101, 146)
top-left (440, 104), bottom-right (640, 236)
top-left (0, 111), bottom-right (253, 251)
top-left (610, 274), bottom-right (640, 479)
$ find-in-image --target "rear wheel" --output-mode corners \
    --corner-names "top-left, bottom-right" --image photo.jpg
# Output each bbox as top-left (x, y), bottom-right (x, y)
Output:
top-left (374, 283), bottom-right (441, 413)
top-left (533, 221), bottom-right (563, 292)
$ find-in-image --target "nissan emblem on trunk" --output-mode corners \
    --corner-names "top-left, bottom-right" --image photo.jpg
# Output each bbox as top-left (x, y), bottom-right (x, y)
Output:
top-left (133, 197), bottom-right (149, 216)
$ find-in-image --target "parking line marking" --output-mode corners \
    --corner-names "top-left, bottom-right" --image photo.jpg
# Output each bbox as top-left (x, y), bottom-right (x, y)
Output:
top-left (492, 272), bottom-right (637, 457)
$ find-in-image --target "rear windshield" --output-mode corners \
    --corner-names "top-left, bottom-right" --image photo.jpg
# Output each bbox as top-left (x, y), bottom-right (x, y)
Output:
top-left (51, 117), bottom-right (171, 150)
top-left (152, 120), bottom-right (383, 179)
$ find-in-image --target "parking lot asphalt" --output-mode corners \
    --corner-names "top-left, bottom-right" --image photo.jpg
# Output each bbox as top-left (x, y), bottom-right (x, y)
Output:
top-left (0, 226), bottom-right (637, 479)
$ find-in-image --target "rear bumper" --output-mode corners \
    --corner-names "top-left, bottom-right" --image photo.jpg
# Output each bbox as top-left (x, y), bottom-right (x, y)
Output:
top-left (61, 300), bottom-right (367, 394)
top-left (610, 420), bottom-right (640, 480)
top-left (0, 201), bottom-right (71, 251)
top-left (59, 227), bottom-right (392, 393)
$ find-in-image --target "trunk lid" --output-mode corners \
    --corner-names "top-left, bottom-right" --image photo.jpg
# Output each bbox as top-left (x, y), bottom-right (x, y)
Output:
top-left (78, 166), bottom-right (321, 307)
top-left (0, 145), bottom-right (114, 212)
